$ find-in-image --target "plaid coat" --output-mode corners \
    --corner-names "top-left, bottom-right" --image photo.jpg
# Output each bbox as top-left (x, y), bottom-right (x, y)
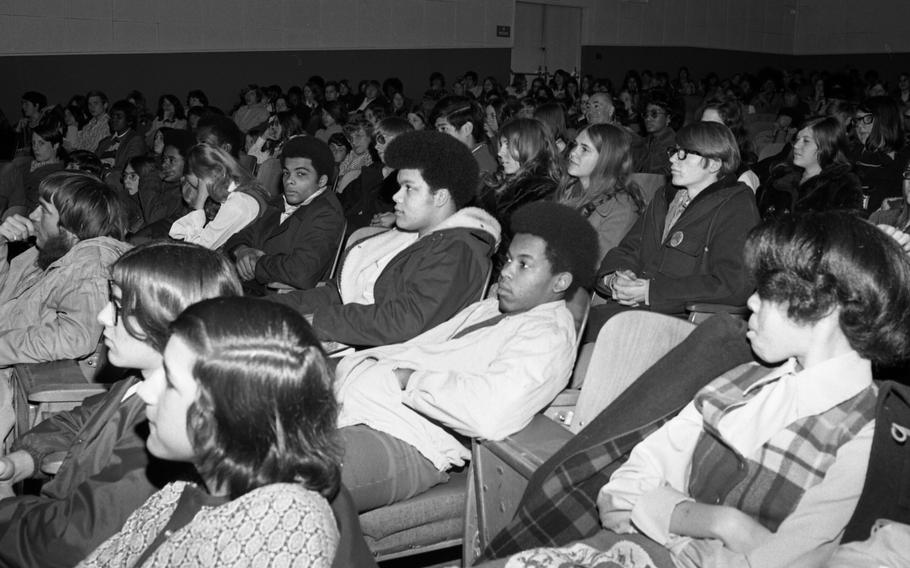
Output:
top-left (482, 314), bottom-right (759, 561)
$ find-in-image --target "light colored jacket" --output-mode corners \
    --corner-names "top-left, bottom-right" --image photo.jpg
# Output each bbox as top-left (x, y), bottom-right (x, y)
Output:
top-left (0, 236), bottom-right (131, 366)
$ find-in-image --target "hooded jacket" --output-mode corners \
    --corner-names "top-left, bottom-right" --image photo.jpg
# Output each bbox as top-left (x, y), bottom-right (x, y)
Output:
top-left (272, 206), bottom-right (501, 348)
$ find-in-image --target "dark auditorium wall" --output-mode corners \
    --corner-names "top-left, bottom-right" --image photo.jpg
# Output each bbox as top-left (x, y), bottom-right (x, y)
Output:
top-left (582, 46), bottom-right (910, 87)
top-left (0, 48), bottom-right (511, 120)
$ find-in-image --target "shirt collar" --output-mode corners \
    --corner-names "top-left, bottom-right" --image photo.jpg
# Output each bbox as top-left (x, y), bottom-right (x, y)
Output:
top-left (744, 351), bottom-right (872, 416)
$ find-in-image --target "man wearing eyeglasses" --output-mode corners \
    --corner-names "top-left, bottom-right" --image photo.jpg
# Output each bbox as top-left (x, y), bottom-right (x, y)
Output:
top-left (633, 90), bottom-right (677, 175)
top-left (585, 121), bottom-right (760, 341)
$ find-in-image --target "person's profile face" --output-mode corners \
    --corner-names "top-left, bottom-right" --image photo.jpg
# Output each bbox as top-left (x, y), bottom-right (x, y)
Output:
top-left (392, 168), bottom-right (439, 234)
top-left (29, 197), bottom-right (61, 249)
top-left (407, 113), bottom-right (426, 131)
top-left (160, 146), bottom-right (186, 182)
top-left (497, 233), bottom-right (562, 314)
top-left (96, 280), bottom-right (161, 371)
top-left (136, 335), bottom-right (198, 462)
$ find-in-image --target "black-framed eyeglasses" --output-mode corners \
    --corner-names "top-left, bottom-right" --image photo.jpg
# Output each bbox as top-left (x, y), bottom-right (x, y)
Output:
top-left (122, 170), bottom-right (139, 181)
top-left (853, 113), bottom-right (874, 125)
top-left (666, 146), bottom-right (703, 160)
top-left (107, 279), bottom-right (123, 326)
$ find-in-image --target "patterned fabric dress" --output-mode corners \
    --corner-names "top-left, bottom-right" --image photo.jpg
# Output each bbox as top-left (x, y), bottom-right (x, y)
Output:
top-left (77, 481), bottom-right (338, 567)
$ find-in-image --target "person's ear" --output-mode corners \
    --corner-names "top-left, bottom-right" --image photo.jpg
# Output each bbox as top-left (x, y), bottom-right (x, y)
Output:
top-left (552, 272), bottom-right (572, 294)
top-left (317, 174), bottom-right (328, 190)
top-left (221, 143), bottom-right (233, 155)
top-left (432, 188), bottom-right (452, 207)
top-left (706, 157), bottom-right (722, 174)
top-left (460, 122), bottom-right (474, 139)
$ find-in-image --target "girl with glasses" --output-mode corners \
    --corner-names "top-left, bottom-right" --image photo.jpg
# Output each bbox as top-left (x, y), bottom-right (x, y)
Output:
top-left (849, 96), bottom-right (908, 212)
top-left (0, 242), bottom-right (241, 566)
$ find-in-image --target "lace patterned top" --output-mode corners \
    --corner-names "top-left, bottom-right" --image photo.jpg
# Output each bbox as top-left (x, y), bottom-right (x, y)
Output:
top-left (77, 481), bottom-right (338, 567)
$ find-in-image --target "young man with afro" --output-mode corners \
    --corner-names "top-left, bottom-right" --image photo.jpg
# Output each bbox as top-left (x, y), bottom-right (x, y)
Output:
top-left (270, 130), bottom-right (501, 348)
top-left (335, 201), bottom-right (600, 512)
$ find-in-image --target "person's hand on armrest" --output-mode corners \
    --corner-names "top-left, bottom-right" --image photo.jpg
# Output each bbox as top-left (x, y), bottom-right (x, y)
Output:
top-left (234, 245), bottom-right (265, 281)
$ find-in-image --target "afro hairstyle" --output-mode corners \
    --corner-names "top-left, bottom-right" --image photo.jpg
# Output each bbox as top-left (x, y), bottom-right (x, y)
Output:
top-left (281, 135), bottom-right (335, 186)
top-left (382, 130), bottom-right (479, 209)
top-left (510, 201), bottom-right (599, 293)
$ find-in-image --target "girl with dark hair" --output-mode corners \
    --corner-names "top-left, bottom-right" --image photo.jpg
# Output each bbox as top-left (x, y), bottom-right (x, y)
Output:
top-left (317, 101), bottom-right (347, 142)
top-left (169, 144), bottom-right (273, 250)
top-left (558, 124), bottom-right (645, 257)
top-left (481, 118), bottom-right (563, 237)
top-left (533, 102), bottom-right (570, 153)
top-left (699, 97), bottom-right (759, 190)
top-left (758, 117), bottom-right (863, 220)
top-left (79, 297), bottom-right (341, 567)
top-left (497, 212), bottom-right (910, 568)
top-left (145, 94), bottom-right (186, 148)
top-left (406, 105), bottom-right (428, 131)
top-left (0, 242), bottom-right (241, 567)
top-left (851, 96), bottom-right (910, 211)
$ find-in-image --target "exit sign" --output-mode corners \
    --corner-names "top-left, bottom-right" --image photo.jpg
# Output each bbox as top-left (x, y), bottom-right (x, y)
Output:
top-left (496, 25), bottom-right (511, 38)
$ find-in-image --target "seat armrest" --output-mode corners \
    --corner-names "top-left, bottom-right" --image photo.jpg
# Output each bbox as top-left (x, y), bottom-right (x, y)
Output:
top-left (28, 385), bottom-right (108, 404)
top-left (685, 303), bottom-right (749, 315)
top-left (480, 415), bottom-right (574, 479)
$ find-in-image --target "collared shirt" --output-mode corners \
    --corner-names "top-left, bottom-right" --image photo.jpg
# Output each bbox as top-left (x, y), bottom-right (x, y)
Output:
top-left (168, 181), bottom-right (259, 250)
top-left (280, 187), bottom-right (327, 224)
top-left (598, 350), bottom-right (875, 568)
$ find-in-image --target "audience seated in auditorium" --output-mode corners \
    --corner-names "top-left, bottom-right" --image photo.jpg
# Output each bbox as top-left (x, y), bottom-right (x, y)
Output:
top-left (67, 90), bottom-right (110, 153)
top-left (433, 95), bottom-right (499, 176)
top-left (169, 144), bottom-right (274, 250)
top-left (0, 242), bottom-right (238, 567)
top-left (0, 115), bottom-right (65, 219)
top-left (224, 136), bottom-right (344, 295)
top-left (341, 116), bottom-right (413, 233)
top-left (758, 117), bottom-right (863, 220)
top-left (270, 130), bottom-right (499, 348)
top-left (95, 100), bottom-right (147, 192)
top-left (77, 298), bottom-right (341, 567)
top-left (558, 123), bottom-right (645, 257)
top-left (587, 122), bottom-right (760, 340)
top-left (0, 172), bottom-right (130, 442)
top-left (337, 202), bottom-right (598, 512)
top-left (490, 212), bottom-right (910, 568)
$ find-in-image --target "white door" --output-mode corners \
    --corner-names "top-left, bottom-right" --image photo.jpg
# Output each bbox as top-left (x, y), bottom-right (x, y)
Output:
top-left (511, 2), bottom-right (582, 77)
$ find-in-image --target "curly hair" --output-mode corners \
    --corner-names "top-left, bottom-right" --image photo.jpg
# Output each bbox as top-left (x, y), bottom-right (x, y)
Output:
top-left (112, 241), bottom-right (241, 352)
top-left (510, 201), bottom-right (599, 292)
top-left (383, 130), bottom-right (479, 209)
top-left (172, 297), bottom-right (341, 501)
top-left (744, 211), bottom-right (910, 364)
